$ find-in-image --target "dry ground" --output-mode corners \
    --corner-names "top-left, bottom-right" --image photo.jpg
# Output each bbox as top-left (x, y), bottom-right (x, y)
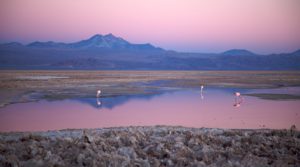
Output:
top-left (0, 126), bottom-right (299, 167)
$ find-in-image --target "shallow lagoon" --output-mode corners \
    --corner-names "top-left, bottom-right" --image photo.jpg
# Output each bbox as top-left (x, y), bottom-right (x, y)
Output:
top-left (0, 87), bottom-right (299, 132)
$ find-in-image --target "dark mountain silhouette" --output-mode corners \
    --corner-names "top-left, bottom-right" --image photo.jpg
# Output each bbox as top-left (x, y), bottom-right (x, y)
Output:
top-left (0, 34), bottom-right (299, 70)
top-left (1, 42), bottom-right (24, 47)
top-left (291, 49), bottom-right (300, 56)
top-left (222, 49), bottom-right (256, 56)
top-left (68, 34), bottom-right (130, 49)
top-left (27, 41), bottom-right (67, 48)
top-left (27, 33), bottom-right (162, 51)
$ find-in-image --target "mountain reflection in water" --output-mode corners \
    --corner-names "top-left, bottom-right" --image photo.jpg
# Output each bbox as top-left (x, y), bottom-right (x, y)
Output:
top-left (0, 87), bottom-right (299, 132)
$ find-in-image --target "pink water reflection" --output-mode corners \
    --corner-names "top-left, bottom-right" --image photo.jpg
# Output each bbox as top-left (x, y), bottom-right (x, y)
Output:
top-left (0, 89), bottom-right (299, 132)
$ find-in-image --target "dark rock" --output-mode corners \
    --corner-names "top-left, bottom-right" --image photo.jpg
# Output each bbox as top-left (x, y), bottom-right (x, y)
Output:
top-left (118, 147), bottom-right (137, 159)
top-left (0, 126), bottom-right (299, 166)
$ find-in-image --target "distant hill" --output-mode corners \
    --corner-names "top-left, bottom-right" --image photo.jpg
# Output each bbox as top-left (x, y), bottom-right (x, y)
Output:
top-left (0, 34), bottom-right (300, 70)
top-left (222, 49), bottom-right (256, 56)
top-left (291, 49), bottom-right (300, 56)
top-left (1, 42), bottom-right (23, 47)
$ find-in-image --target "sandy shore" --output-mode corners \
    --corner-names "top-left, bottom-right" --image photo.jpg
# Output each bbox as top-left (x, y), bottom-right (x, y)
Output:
top-left (0, 126), bottom-right (299, 166)
top-left (1, 70), bottom-right (300, 108)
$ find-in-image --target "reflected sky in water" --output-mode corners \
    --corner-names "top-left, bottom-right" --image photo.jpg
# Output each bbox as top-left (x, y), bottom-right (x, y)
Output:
top-left (0, 87), bottom-right (299, 132)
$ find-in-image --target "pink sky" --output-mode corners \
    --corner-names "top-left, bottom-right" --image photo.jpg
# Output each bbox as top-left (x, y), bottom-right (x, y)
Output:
top-left (0, 0), bottom-right (299, 54)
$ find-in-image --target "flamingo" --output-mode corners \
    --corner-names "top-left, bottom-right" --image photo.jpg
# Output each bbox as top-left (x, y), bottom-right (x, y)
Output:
top-left (200, 85), bottom-right (204, 99)
top-left (200, 85), bottom-right (204, 93)
top-left (234, 92), bottom-right (243, 107)
top-left (234, 92), bottom-right (241, 97)
top-left (96, 90), bottom-right (101, 98)
top-left (96, 90), bottom-right (102, 107)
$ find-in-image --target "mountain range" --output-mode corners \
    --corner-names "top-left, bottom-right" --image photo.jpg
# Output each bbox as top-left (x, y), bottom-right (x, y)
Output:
top-left (0, 33), bottom-right (299, 70)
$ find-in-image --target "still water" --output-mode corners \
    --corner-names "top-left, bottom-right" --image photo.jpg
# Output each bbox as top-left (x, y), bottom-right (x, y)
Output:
top-left (0, 87), bottom-right (299, 132)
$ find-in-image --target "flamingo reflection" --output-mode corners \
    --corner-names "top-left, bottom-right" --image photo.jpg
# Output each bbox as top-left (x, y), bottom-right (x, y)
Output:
top-left (96, 98), bottom-right (102, 107)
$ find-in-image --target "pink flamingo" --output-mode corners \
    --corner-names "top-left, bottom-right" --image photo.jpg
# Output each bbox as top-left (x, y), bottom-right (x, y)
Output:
top-left (234, 92), bottom-right (241, 97)
top-left (96, 90), bottom-right (101, 98)
top-left (234, 92), bottom-right (243, 107)
top-left (200, 85), bottom-right (204, 99)
top-left (96, 90), bottom-right (102, 107)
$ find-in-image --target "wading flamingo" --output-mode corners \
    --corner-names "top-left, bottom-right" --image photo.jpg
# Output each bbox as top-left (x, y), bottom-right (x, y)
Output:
top-left (234, 92), bottom-right (244, 107)
top-left (200, 85), bottom-right (204, 93)
top-left (234, 92), bottom-right (241, 97)
top-left (96, 90), bottom-right (101, 98)
top-left (200, 85), bottom-right (204, 99)
top-left (96, 90), bottom-right (102, 107)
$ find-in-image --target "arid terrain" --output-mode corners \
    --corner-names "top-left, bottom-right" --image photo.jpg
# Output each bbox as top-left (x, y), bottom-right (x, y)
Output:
top-left (1, 70), bottom-right (300, 108)
top-left (0, 126), bottom-right (299, 166)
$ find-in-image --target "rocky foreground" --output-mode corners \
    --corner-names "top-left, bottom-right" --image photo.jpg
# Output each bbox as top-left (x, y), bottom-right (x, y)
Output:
top-left (0, 126), bottom-right (299, 167)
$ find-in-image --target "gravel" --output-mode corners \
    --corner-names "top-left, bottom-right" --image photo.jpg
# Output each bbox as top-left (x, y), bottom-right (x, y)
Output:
top-left (0, 126), bottom-right (299, 167)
